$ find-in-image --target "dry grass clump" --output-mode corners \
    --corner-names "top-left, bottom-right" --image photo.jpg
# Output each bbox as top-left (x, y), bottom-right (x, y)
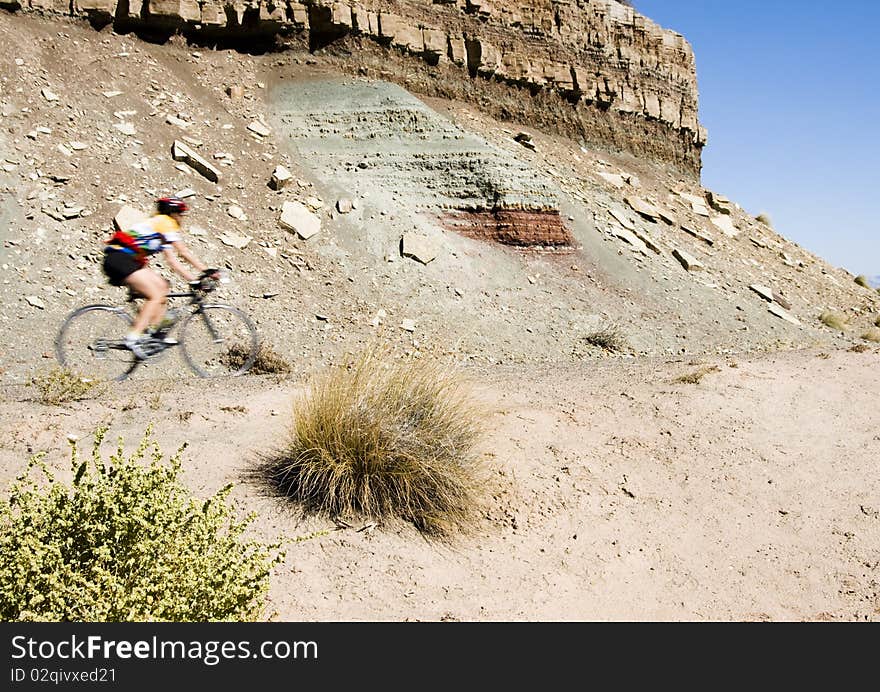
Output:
top-left (755, 212), bottom-right (773, 227)
top-left (226, 341), bottom-right (291, 375)
top-left (849, 344), bottom-right (870, 353)
top-left (583, 325), bottom-right (627, 352)
top-left (819, 310), bottom-right (849, 331)
top-left (860, 327), bottom-right (880, 343)
top-left (264, 346), bottom-right (487, 536)
top-left (674, 365), bottom-right (721, 384)
top-left (854, 275), bottom-right (871, 289)
top-left (29, 367), bottom-right (103, 405)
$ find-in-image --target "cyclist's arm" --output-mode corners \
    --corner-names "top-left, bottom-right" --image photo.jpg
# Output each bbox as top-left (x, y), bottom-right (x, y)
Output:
top-left (162, 243), bottom-right (200, 283)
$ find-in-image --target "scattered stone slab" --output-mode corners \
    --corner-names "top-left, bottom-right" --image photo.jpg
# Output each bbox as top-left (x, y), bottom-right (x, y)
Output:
top-left (247, 121), bottom-right (271, 138)
top-left (672, 248), bottom-right (704, 271)
top-left (25, 296), bottom-right (45, 309)
top-left (226, 205), bottom-right (247, 221)
top-left (305, 196), bottom-right (323, 211)
top-left (749, 284), bottom-right (774, 303)
top-left (56, 143), bottom-right (72, 157)
top-left (171, 140), bottom-right (220, 183)
top-left (400, 319), bottom-right (416, 332)
top-left (707, 191), bottom-right (732, 215)
top-left (175, 188), bottom-right (196, 199)
top-left (219, 232), bottom-right (252, 249)
top-left (625, 196), bottom-right (660, 221)
top-left (613, 228), bottom-right (649, 256)
top-left (597, 172), bottom-right (626, 188)
top-left (113, 122), bottom-right (136, 136)
top-left (279, 201), bottom-right (320, 240)
top-left (401, 233), bottom-right (440, 264)
top-left (336, 199), bottom-right (353, 214)
top-left (609, 207), bottom-right (636, 231)
top-left (68, 141), bottom-right (88, 151)
top-left (750, 236), bottom-right (767, 249)
top-left (269, 165), bottom-right (292, 190)
top-left (658, 208), bottom-right (678, 225)
top-left (514, 132), bottom-right (536, 150)
top-left (102, 90), bottom-right (123, 98)
top-left (711, 215), bottom-right (739, 237)
top-left (41, 88), bottom-right (59, 102)
top-left (768, 304), bottom-right (801, 325)
top-left (113, 204), bottom-right (148, 231)
top-left (226, 86), bottom-right (244, 99)
top-left (632, 228), bottom-right (662, 254)
top-left (370, 309), bottom-right (387, 327)
top-left (165, 114), bottom-right (190, 130)
top-left (681, 224), bottom-right (714, 246)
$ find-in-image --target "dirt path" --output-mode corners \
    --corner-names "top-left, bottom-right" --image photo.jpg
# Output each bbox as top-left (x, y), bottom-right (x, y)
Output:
top-left (2, 347), bottom-right (878, 621)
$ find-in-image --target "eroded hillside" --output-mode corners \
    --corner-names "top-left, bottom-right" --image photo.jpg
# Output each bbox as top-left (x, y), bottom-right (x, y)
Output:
top-left (0, 11), bottom-right (878, 386)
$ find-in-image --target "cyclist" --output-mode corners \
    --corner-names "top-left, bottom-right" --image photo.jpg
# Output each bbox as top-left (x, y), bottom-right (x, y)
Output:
top-left (102, 196), bottom-right (219, 359)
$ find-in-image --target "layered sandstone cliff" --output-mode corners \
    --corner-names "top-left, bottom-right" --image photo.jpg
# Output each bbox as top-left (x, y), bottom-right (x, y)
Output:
top-left (3, 0), bottom-right (706, 173)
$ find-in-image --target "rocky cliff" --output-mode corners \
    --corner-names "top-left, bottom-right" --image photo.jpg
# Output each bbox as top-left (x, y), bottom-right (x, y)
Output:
top-left (2, 0), bottom-right (706, 174)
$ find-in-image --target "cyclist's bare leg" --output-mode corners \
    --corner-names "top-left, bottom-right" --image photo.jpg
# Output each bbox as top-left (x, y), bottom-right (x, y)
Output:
top-left (124, 268), bottom-right (169, 334)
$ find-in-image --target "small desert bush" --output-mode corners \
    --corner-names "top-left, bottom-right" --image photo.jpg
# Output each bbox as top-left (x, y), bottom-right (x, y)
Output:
top-left (583, 325), bottom-right (627, 352)
top-left (819, 310), bottom-right (849, 331)
top-left (854, 275), bottom-right (871, 289)
top-left (264, 346), bottom-right (487, 536)
top-left (861, 327), bottom-right (880, 343)
top-left (0, 428), bottom-right (282, 622)
top-left (225, 341), bottom-right (291, 375)
top-left (675, 365), bottom-right (720, 384)
top-left (874, 315), bottom-right (880, 328)
top-left (755, 212), bottom-right (773, 227)
top-left (30, 367), bottom-right (103, 405)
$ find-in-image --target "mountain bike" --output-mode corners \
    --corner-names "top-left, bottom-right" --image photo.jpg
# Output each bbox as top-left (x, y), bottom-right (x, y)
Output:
top-left (55, 271), bottom-right (259, 381)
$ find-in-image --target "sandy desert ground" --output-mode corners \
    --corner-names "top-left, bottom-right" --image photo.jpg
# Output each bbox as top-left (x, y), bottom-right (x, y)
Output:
top-left (2, 346), bottom-right (878, 622)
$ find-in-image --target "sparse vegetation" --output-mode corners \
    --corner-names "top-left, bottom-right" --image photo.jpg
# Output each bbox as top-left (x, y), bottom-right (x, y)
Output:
top-left (263, 346), bottom-right (487, 536)
top-left (874, 315), bottom-right (880, 328)
top-left (849, 344), bottom-right (870, 353)
top-left (860, 327), bottom-right (880, 343)
top-left (224, 341), bottom-right (291, 375)
top-left (819, 310), bottom-right (849, 331)
top-left (854, 275), bottom-right (871, 288)
top-left (0, 428), bottom-right (283, 621)
top-left (583, 325), bottom-right (628, 353)
top-left (755, 212), bottom-right (773, 228)
top-left (29, 367), bottom-right (103, 405)
top-left (675, 365), bottom-right (721, 384)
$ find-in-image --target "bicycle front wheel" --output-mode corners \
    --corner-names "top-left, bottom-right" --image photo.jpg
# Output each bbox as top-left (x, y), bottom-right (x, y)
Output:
top-left (55, 305), bottom-right (136, 382)
top-left (178, 305), bottom-right (259, 377)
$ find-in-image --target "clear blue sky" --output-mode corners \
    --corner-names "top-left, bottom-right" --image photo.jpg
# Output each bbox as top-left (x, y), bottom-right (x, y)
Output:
top-left (636, 0), bottom-right (880, 278)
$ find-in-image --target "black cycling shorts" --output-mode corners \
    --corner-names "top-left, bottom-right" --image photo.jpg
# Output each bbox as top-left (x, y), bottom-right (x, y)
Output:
top-left (103, 248), bottom-right (143, 286)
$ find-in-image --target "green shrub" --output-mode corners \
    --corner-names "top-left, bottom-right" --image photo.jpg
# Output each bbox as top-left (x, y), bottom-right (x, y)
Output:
top-left (0, 428), bottom-right (282, 622)
top-left (30, 367), bottom-right (103, 405)
top-left (854, 275), bottom-right (871, 288)
top-left (264, 346), bottom-right (487, 536)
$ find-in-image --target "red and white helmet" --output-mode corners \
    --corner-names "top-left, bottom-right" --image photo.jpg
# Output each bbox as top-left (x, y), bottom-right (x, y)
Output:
top-left (156, 196), bottom-right (189, 215)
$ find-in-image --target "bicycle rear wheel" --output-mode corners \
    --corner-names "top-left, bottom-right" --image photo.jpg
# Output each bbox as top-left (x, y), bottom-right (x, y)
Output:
top-left (178, 304), bottom-right (259, 377)
top-left (55, 305), bottom-right (137, 382)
